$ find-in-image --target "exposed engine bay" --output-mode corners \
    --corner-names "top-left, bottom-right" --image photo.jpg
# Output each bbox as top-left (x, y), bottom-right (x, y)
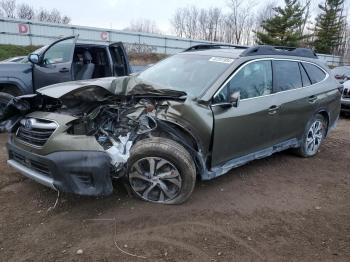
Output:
top-left (67, 98), bottom-right (159, 172)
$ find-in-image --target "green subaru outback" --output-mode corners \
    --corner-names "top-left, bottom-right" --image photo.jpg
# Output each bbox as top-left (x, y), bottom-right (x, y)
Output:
top-left (1, 45), bottom-right (342, 204)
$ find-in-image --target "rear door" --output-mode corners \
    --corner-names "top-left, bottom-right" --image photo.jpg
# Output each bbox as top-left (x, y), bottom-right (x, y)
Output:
top-left (272, 60), bottom-right (327, 143)
top-left (33, 36), bottom-right (77, 89)
top-left (109, 42), bottom-right (131, 76)
top-left (211, 59), bottom-right (280, 166)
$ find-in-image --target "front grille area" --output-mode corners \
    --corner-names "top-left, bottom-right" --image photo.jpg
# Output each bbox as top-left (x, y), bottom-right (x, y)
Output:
top-left (343, 88), bottom-right (350, 99)
top-left (9, 150), bottom-right (51, 177)
top-left (16, 118), bottom-right (57, 147)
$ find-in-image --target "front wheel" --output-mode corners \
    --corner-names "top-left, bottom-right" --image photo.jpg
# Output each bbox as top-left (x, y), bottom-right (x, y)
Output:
top-left (295, 114), bottom-right (327, 157)
top-left (127, 137), bottom-right (196, 204)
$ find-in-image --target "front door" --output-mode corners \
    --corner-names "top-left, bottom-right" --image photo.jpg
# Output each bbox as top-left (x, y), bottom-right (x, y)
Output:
top-left (33, 36), bottom-right (77, 89)
top-left (109, 42), bottom-right (131, 76)
top-left (211, 59), bottom-right (279, 166)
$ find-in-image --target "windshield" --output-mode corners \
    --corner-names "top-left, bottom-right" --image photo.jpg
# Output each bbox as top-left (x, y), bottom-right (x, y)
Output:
top-left (138, 54), bottom-right (234, 97)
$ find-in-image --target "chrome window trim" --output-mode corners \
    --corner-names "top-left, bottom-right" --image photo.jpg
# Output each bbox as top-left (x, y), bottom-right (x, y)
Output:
top-left (211, 58), bottom-right (329, 105)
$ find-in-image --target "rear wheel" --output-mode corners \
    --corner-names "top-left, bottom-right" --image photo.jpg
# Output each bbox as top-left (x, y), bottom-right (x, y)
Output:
top-left (127, 137), bottom-right (196, 204)
top-left (295, 114), bottom-right (327, 157)
top-left (0, 92), bottom-right (14, 121)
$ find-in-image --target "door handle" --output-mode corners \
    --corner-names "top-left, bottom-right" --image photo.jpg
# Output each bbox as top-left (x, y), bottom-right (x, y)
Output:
top-left (268, 105), bottom-right (280, 115)
top-left (308, 95), bottom-right (317, 103)
top-left (59, 68), bottom-right (69, 73)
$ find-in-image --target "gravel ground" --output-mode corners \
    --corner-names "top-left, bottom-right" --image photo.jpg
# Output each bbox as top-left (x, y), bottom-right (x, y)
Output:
top-left (0, 118), bottom-right (349, 261)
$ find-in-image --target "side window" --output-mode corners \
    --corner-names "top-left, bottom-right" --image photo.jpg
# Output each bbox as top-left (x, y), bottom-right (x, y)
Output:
top-left (299, 63), bottom-right (312, 86)
top-left (273, 60), bottom-right (302, 92)
top-left (43, 38), bottom-right (74, 65)
top-left (213, 60), bottom-right (272, 103)
top-left (302, 63), bottom-right (327, 84)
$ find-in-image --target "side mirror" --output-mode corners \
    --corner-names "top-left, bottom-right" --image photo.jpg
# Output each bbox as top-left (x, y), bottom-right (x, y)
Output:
top-left (229, 91), bottom-right (240, 107)
top-left (28, 54), bottom-right (39, 64)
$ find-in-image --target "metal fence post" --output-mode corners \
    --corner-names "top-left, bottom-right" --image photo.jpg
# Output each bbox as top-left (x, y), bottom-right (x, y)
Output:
top-left (28, 22), bottom-right (32, 46)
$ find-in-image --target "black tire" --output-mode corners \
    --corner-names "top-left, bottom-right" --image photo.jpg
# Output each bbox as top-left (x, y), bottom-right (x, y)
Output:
top-left (127, 137), bottom-right (196, 204)
top-left (294, 114), bottom-right (327, 158)
top-left (0, 92), bottom-right (14, 121)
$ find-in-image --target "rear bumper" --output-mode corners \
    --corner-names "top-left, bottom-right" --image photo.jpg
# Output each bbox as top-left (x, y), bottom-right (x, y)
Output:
top-left (7, 140), bottom-right (113, 196)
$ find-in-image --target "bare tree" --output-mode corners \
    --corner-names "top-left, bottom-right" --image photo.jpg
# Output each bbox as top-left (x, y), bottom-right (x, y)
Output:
top-left (1, 0), bottom-right (16, 18)
top-left (17, 3), bottom-right (34, 20)
top-left (252, 1), bottom-right (277, 43)
top-left (299, 0), bottom-right (311, 35)
top-left (227, 0), bottom-right (254, 44)
top-left (47, 9), bottom-right (62, 23)
top-left (198, 8), bottom-right (208, 40)
top-left (171, 8), bottom-right (186, 37)
top-left (343, 20), bottom-right (350, 58)
top-left (125, 19), bottom-right (161, 34)
top-left (62, 15), bottom-right (71, 24)
top-left (255, 1), bottom-right (277, 30)
top-left (242, 16), bottom-right (255, 45)
top-left (36, 8), bottom-right (50, 22)
top-left (207, 7), bottom-right (221, 41)
top-left (171, 6), bottom-right (221, 41)
top-left (183, 6), bottom-right (199, 39)
top-left (0, 1), bottom-right (71, 23)
top-left (170, 3), bottom-right (252, 43)
top-left (36, 8), bottom-right (71, 24)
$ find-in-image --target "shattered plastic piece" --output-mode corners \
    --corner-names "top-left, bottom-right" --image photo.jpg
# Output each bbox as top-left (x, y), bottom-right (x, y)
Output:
top-left (106, 133), bottom-right (133, 167)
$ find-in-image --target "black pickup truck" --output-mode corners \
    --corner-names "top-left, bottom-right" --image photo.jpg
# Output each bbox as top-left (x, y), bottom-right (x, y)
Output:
top-left (0, 35), bottom-right (131, 114)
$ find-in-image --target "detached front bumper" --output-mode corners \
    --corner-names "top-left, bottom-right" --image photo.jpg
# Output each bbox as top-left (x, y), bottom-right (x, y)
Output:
top-left (7, 140), bottom-right (113, 196)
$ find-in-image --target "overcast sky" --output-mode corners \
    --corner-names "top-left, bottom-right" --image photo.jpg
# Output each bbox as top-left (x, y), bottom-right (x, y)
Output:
top-left (28, 0), bottom-right (348, 35)
top-left (29, 0), bottom-right (230, 34)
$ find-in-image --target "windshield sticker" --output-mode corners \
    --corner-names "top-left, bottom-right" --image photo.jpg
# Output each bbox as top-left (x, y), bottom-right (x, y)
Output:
top-left (209, 57), bottom-right (234, 64)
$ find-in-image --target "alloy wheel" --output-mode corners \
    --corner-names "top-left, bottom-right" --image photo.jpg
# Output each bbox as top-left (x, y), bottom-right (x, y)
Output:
top-left (129, 157), bottom-right (182, 203)
top-left (305, 120), bottom-right (324, 155)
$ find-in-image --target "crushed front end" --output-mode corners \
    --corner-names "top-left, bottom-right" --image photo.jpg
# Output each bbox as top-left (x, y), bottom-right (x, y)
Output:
top-left (4, 85), bottom-right (161, 196)
top-left (7, 111), bottom-right (115, 196)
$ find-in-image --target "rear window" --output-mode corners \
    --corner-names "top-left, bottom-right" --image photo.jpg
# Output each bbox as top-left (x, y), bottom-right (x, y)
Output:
top-left (302, 63), bottom-right (326, 84)
top-left (299, 63), bottom-right (312, 86)
top-left (273, 60), bottom-right (302, 92)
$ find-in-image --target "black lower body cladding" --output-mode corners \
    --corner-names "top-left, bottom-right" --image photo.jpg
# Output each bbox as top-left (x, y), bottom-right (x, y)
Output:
top-left (7, 141), bottom-right (113, 196)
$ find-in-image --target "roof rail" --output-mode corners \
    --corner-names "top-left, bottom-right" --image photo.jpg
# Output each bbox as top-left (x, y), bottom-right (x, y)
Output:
top-left (183, 44), bottom-right (249, 52)
top-left (240, 45), bottom-right (318, 59)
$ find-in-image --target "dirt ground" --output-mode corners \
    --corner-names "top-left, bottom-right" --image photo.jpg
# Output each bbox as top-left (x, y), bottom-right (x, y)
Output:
top-left (0, 118), bottom-right (349, 262)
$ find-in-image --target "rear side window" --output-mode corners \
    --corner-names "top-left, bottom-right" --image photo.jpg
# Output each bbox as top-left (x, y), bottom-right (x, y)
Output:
top-left (273, 60), bottom-right (302, 92)
top-left (299, 63), bottom-right (312, 86)
top-left (302, 63), bottom-right (326, 84)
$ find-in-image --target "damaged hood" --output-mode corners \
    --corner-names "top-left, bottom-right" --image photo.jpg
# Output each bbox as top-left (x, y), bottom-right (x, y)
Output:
top-left (37, 76), bottom-right (187, 101)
